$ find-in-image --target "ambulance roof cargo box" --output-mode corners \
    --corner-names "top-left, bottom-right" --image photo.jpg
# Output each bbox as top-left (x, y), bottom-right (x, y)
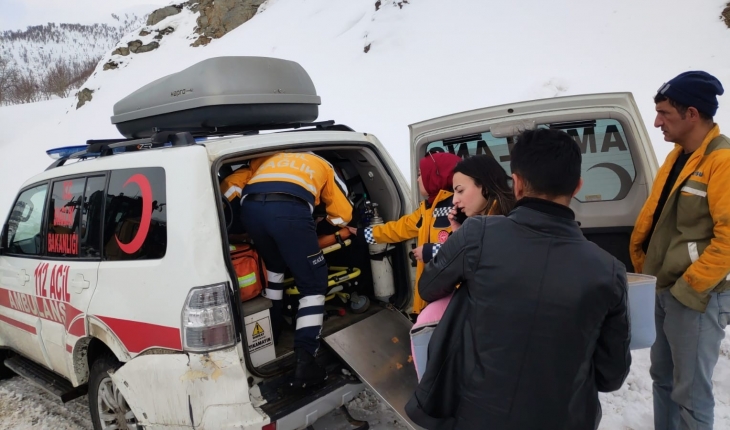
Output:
top-left (110, 56), bottom-right (321, 138)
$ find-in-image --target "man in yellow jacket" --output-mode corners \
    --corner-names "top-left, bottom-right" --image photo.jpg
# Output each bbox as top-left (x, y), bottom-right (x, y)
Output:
top-left (629, 71), bottom-right (729, 430)
top-left (221, 152), bottom-right (352, 388)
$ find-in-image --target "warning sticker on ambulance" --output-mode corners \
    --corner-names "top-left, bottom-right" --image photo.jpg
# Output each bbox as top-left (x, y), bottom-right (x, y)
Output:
top-left (246, 316), bottom-right (273, 353)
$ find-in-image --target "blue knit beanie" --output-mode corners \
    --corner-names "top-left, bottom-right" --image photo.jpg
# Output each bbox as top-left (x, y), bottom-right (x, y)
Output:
top-left (657, 71), bottom-right (724, 117)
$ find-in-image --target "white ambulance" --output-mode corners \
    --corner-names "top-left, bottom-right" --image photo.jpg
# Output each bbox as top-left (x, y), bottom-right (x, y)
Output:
top-left (0, 56), bottom-right (658, 430)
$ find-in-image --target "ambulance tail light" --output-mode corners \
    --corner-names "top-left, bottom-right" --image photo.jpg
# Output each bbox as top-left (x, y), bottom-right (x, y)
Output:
top-left (262, 422), bottom-right (276, 430)
top-left (182, 283), bottom-right (235, 352)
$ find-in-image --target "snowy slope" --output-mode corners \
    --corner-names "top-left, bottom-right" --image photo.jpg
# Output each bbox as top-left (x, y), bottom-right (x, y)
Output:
top-left (2, 0), bottom-right (730, 209)
top-left (0, 7), bottom-right (153, 80)
top-left (1, 0), bottom-right (730, 428)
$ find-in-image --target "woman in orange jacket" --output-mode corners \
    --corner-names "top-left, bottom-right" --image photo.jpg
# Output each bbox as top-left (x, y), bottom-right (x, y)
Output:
top-left (348, 152), bottom-right (462, 314)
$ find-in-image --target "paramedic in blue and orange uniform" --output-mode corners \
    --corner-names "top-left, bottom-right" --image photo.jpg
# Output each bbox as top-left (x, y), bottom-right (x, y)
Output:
top-left (221, 152), bottom-right (352, 388)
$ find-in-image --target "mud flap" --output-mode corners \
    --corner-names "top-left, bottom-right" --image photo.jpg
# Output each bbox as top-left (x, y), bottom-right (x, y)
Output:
top-left (323, 308), bottom-right (425, 430)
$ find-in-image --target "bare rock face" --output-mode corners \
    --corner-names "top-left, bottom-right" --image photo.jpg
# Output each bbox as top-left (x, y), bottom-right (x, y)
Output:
top-left (112, 46), bottom-right (130, 56)
top-left (147, 5), bottom-right (183, 26)
top-left (189, 0), bottom-right (266, 47)
top-left (103, 61), bottom-right (119, 71)
top-left (76, 88), bottom-right (94, 109)
top-left (127, 40), bottom-right (160, 54)
top-left (154, 27), bottom-right (175, 40)
top-left (135, 41), bottom-right (160, 53)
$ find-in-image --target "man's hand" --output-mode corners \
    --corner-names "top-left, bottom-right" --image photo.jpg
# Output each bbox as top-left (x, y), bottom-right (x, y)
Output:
top-left (413, 245), bottom-right (424, 262)
top-left (347, 226), bottom-right (358, 235)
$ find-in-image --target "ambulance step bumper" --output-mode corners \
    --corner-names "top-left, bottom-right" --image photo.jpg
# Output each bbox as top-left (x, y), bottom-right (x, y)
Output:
top-left (4, 355), bottom-right (86, 403)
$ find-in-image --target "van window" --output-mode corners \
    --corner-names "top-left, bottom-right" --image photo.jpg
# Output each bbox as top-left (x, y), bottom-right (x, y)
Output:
top-left (80, 176), bottom-right (106, 258)
top-left (6, 184), bottom-right (48, 256)
top-left (425, 119), bottom-right (636, 202)
top-left (103, 168), bottom-right (167, 261)
top-left (47, 178), bottom-right (85, 257)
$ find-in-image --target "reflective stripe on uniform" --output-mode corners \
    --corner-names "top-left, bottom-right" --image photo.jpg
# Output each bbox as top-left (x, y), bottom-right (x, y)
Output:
top-left (329, 217), bottom-right (345, 226)
top-left (224, 185), bottom-right (242, 199)
top-left (296, 314), bottom-right (324, 330)
top-left (681, 186), bottom-right (707, 197)
top-left (299, 295), bottom-right (325, 308)
top-left (267, 271), bottom-right (285, 283)
top-left (688, 242), bottom-right (700, 263)
top-left (264, 288), bottom-right (283, 300)
top-left (251, 173), bottom-right (317, 193)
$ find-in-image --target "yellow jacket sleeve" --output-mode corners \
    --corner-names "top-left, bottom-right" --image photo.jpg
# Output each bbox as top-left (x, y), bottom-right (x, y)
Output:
top-left (220, 158), bottom-right (266, 201)
top-left (370, 206), bottom-right (422, 243)
top-left (321, 167), bottom-right (353, 226)
top-left (674, 154), bottom-right (730, 299)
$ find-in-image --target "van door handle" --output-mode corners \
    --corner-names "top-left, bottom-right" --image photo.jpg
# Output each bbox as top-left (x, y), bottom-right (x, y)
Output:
top-left (71, 274), bottom-right (90, 294)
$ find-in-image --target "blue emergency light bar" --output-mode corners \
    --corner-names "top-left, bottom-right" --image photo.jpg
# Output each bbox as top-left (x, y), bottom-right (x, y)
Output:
top-left (46, 145), bottom-right (90, 160)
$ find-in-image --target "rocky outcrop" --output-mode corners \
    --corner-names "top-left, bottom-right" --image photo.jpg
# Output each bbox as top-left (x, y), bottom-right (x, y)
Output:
top-left (76, 88), bottom-right (94, 109)
top-left (189, 0), bottom-right (266, 47)
top-left (127, 40), bottom-right (160, 54)
top-left (154, 27), bottom-right (175, 40)
top-left (147, 5), bottom-right (183, 26)
top-left (111, 46), bottom-right (130, 56)
top-left (103, 61), bottom-right (118, 70)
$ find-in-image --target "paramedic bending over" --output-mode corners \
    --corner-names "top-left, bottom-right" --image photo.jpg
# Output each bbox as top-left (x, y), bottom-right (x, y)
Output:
top-left (221, 152), bottom-right (352, 388)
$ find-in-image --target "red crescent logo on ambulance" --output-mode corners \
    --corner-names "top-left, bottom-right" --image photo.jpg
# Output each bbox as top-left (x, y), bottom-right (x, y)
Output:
top-left (115, 174), bottom-right (153, 254)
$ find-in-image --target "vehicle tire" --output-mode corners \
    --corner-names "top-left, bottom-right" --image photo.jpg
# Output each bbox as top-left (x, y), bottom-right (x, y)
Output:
top-left (88, 355), bottom-right (141, 430)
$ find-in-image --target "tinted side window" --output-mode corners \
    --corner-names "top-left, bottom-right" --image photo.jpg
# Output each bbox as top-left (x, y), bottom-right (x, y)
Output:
top-left (6, 184), bottom-right (48, 256)
top-left (47, 178), bottom-right (85, 257)
top-left (104, 168), bottom-right (167, 261)
top-left (80, 176), bottom-right (106, 258)
top-left (425, 119), bottom-right (636, 202)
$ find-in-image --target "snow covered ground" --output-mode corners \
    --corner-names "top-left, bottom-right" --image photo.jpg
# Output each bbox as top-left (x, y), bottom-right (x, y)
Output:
top-left (0, 378), bottom-right (405, 430)
top-left (1, 0), bottom-right (730, 428)
top-left (1, 332), bottom-right (728, 430)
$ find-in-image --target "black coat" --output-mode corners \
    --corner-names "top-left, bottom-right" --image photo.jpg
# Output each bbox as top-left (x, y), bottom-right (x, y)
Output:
top-left (405, 198), bottom-right (631, 430)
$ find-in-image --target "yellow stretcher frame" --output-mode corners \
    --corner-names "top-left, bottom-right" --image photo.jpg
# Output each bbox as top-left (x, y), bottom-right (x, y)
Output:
top-left (284, 266), bottom-right (361, 302)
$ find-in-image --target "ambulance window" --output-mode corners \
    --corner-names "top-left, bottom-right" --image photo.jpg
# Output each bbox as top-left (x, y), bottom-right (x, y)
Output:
top-left (424, 119), bottom-right (636, 202)
top-left (46, 178), bottom-right (85, 257)
top-left (5, 184), bottom-right (48, 256)
top-left (103, 168), bottom-right (167, 261)
top-left (80, 176), bottom-right (106, 258)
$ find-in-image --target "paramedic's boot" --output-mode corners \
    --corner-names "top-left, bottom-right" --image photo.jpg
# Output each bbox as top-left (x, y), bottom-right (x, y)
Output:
top-left (290, 348), bottom-right (327, 388)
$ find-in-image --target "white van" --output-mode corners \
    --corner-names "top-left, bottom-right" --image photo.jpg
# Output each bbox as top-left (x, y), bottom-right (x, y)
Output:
top-left (0, 57), bottom-right (657, 430)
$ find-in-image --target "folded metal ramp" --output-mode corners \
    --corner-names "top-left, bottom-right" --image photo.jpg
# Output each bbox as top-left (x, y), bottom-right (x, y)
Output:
top-left (323, 308), bottom-right (425, 430)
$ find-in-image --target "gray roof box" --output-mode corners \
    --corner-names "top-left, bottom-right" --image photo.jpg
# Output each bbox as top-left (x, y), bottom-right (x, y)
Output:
top-left (111, 56), bottom-right (321, 138)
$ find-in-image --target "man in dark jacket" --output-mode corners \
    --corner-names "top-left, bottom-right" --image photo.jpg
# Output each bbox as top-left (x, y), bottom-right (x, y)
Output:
top-left (404, 128), bottom-right (632, 430)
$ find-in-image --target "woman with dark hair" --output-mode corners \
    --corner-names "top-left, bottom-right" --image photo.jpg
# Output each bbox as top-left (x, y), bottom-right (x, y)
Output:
top-left (449, 154), bottom-right (515, 231)
top-left (410, 154), bottom-right (515, 380)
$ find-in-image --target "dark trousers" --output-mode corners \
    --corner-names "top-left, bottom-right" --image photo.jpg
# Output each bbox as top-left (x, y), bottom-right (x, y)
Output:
top-left (240, 197), bottom-right (328, 355)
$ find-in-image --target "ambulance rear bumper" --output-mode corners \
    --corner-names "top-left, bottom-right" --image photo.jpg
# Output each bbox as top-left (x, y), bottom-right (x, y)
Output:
top-left (110, 346), bottom-right (269, 429)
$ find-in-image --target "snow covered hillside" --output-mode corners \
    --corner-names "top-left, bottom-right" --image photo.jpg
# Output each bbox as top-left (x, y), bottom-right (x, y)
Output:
top-left (1, 0), bottom-right (730, 428)
top-left (1, 0), bottom-right (730, 212)
top-left (0, 8), bottom-right (150, 85)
